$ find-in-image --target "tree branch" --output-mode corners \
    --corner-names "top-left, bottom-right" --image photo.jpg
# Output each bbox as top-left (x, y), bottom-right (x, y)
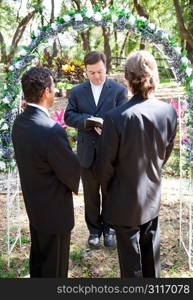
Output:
top-left (72, 0), bottom-right (81, 10)
top-left (133, 0), bottom-right (149, 19)
top-left (173, 0), bottom-right (193, 49)
top-left (8, 10), bottom-right (36, 63)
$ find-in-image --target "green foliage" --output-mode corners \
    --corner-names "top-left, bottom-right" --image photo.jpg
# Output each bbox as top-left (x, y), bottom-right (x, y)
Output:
top-left (0, 256), bottom-right (15, 278)
top-left (20, 235), bottom-right (30, 244)
top-left (0, 1), bottom-right (18, 39)
top-left (162, 122), bottom-right (180, 178)
top-left (162, 148), bottom-right (180, 178)
top-left (27, 0), bottom-right (45, 12)
top-left (70, 248), bottom-right (84, 265)
top-left (0, 254), bottom-right (29, 278)
top-left (66, 127), bottom-right (77, 151)
top-left (56, 82), bottom-right (74, 89)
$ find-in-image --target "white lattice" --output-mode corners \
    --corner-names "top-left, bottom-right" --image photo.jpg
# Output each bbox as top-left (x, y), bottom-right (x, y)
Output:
top-left (5, 169), bottom-right (21, 266)
top-left (178, 91), bottom-right (193, 270)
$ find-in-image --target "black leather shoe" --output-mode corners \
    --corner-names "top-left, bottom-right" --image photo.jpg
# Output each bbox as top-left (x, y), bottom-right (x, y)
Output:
top-left (88, 234), bottom-right (100, 249)
top-left (104, 233), bottom-right (116, 248)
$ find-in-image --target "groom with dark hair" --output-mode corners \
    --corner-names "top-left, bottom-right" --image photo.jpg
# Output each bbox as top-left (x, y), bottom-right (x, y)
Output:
top-left (12, 67), bottom-right (80, 277)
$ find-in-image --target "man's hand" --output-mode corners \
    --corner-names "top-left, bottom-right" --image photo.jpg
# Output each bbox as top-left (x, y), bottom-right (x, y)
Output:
top-left (94, 127), bottom-right (102, 135)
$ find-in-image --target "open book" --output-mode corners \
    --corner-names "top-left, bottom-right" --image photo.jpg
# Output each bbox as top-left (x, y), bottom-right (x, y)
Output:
top-left (85, 117), bottom-right (104, 129)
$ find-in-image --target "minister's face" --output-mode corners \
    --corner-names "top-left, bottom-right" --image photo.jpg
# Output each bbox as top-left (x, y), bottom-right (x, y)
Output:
top-left (86, 60), bottom-right (106, 85)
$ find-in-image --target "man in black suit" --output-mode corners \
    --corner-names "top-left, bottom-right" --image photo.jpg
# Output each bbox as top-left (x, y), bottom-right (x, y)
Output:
top-left (98, 50), bottom-right (177, 277)
top-left (12, 67), bottom-right (80, 277)
top-left (64, 51), bottom-right (128, 249)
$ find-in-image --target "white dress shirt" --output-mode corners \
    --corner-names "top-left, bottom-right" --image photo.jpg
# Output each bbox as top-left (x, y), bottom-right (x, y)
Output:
top-left (90, 81), bottom-right (104, 106)
top-left (27, 103), bottom-right (50, 117)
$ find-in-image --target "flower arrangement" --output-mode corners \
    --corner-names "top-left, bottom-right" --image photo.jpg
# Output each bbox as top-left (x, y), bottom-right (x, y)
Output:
top-left (51, 109), bottom-right (66, 127)
top-left (0, 5), bottom-right (193, 174)
top-left (41, 52), bottom-right (85, 83)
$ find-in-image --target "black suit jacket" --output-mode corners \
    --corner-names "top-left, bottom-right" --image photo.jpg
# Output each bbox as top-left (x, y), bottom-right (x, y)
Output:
top-left (64, 79), bottom-right (128, 168)
top-left (12, 106), bottom-right (80, 234)
top-left (98, 95), bottom-right (177, 227)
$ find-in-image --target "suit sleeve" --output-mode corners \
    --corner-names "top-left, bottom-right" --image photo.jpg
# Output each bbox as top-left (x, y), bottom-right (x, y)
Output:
top-left (47, 125), bottom-right (80, 194)
top-left (116, 85), bottom-right (128, 106)
top-left (64, 89), bottom-right (92, 129)
top-left (97, 113), bottom-right (119, 196)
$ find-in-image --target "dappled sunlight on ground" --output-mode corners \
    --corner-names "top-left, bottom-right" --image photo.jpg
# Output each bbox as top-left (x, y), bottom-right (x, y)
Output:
top-left (0, 177), bottom-right (193, 278)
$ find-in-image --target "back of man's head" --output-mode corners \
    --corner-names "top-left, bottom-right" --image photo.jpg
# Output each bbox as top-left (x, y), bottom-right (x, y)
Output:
top-left (21, 67), bottom-right (52, 104)
top-left (125, 50), bottom-right (159, 99)
top-left (84, 51), bottom-right (106, 67)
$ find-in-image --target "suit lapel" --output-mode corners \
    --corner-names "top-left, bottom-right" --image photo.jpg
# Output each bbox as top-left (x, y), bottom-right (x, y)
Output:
top-left (95, 79), bottom-right (110, 112)
top-left (83, 81), bottom-right (97, 111)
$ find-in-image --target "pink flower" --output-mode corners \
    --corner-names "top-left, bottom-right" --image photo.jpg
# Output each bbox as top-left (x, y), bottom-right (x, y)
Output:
top-left (169, 99), bottom-right (185, 117)
top-left (181, 134), bottom-right (189, 144)
top-left (51, 109), bottom-right (67, 127)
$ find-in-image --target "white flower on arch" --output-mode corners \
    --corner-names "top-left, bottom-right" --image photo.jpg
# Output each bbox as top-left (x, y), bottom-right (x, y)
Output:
top-left (51, 23), bottom-right (58, 31)
top-left (2, 97), bottom-right (10, 104)
top-left (85, 8), bottom-right (94, 18)
top-left (186, 67), bottom-right (192, 77)
top-left (63, 15), bottom-right (71, 23)
top-left (0, 161), bottom-right (6, 171)
top-left (128, 15), bottom-right (135, 26)
top-left (0, 123), bottom-right (8, 130)
top-left (181, 57), bottom-right (190, 66)
top-left (112, 15), bottom-right (118, 23)
top-left (93, 12), bottom-right (102, 22)
top-left (175, 47), bottom-right (181, 55)
top-left (74, 14), bottom-right (83, 22)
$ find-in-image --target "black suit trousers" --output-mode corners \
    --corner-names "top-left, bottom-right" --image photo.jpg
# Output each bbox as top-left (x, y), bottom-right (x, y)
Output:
top-left (29, 224), bottom-right (71, 278)
top-left (115, 217), bottom-right (160, 278)
top-left (80, 161), bottom-right (111, 236)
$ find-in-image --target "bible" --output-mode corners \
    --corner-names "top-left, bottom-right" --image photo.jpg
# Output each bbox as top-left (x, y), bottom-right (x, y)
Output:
top-left (85, 117), bottom-right (103, 129)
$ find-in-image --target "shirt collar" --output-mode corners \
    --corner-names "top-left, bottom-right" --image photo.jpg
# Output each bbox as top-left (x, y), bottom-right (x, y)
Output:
top-left (90, 80), bottom-right (105, 89)
top-left (27, 103), bottom-right (50, 117)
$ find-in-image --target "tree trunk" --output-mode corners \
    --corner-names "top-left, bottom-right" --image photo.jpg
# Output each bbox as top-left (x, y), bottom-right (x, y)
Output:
top-left (120, 31), bottom-right (130, 58)
top-left (186, 43), bottom-right (193, 64)
top-left (133, 0), bottom-right (149, 50)
top-left (50, 0), bottom-right (55, 23)
top-left (173, 0), bottom-right (193, 64)
top-left (0, 31), bottom-right (7, 63)
top-left (102, 26), bottom-right (112, 73)
top-left (114, 29), bottom-right (119, 67)
top-left (71, 0), bottom-right (91, 53)
top-left (133, 0), bottom-right (149, 19)
top-left (37, 0), bottom-right (44, 26)
top-left (140, 38), bottom-right (145, 50)
top-left (81, 31), bottom-right (91, 53)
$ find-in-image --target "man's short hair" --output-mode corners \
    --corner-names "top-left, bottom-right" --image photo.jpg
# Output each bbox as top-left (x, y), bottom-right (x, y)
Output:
top-left (21, 67), bottom-right (53, 103)
top-left (125, 50), bottom-right (159, 99)
top-left (84, 51), bottom-right (106, 67)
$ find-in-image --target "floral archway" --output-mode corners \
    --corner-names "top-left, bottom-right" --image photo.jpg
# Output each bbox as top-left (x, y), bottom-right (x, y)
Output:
top-left (0, 6), bottom-right (193, 173)
top-left (0, 6), bottom-right (193, 267)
